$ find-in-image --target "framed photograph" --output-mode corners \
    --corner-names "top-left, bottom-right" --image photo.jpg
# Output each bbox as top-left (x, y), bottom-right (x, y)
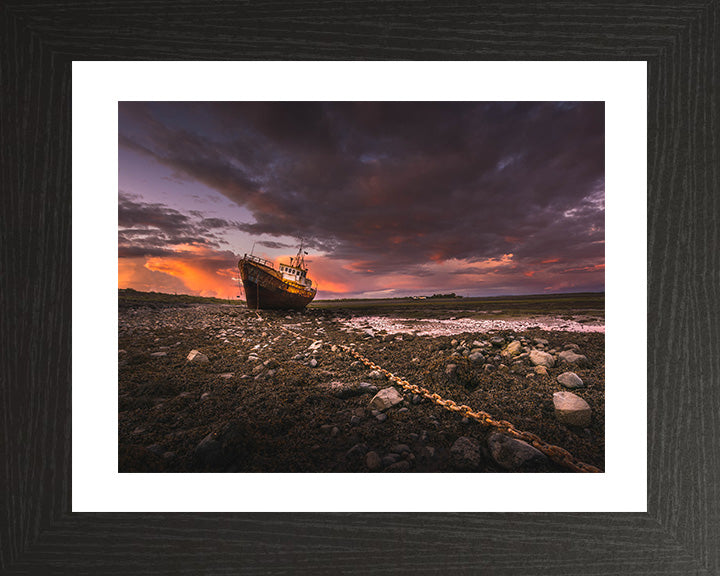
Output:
top-left (3, 2), bottom-right (718, 574)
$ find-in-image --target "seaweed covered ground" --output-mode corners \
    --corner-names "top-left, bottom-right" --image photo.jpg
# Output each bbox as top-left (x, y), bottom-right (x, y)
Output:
top-left (118, 297), bottom-right (604, 473)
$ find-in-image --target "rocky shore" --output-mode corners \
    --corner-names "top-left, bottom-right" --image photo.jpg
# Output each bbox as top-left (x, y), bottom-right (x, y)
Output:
top-left (119, 303), bottom-right (605, 473)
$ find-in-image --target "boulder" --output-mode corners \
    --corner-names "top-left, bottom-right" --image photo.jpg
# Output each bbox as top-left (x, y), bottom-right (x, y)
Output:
top-left (487, 433), bottom-right (549, 471)
top-left (557, 372), bottom-right (584, 389)
top-left (558, 350), bottom-right (589, 366)
top-left (553, 391), bottom-right (592, 426)
top-left (529, 349), bottom-right (555, 368)
top-left (370, 387), bottom-right (404, 411)
top-left (187, 349), bottom-right (209, 363)
top-left (450, 436), bottom-right (483, 471)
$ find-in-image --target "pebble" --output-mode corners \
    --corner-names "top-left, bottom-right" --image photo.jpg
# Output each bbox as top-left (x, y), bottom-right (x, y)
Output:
top-left (397, 407), bottom-right (409, 413)
top-left (392, 444), bottom-right (411, 455)
top-left (382, 454), bottom-right (399, 466)
top-left (557, 371), bottom-right (584, 389)
top-left (534, 365), bottom-right (548, 376)
top-left (309, 358), bottom-right (318, 368)
top-left (375, 413), bottom-right (388, 422)
top-left (187, 350), bottom-right (209, 364)
top-left (445, 364), bottom-right (458, 377)
top-left (369, 370), bottom-right (385, 380)
top-left (150, 351), bottom-right (167, 357)
top-left (450, 437), bottom-right (483, 471)
top-left (490, 336), bottom-right (505, 347)
top-left (468, 352), bottom-right (485, 364)
top-left (365, 451), bottom-right (382, 471)
top-left (553, 391), bottom-right (592, 426)
top-left (219, 373), bottom-right (234, 379)
top-left (384, 460), bottom-right (411, 472)
top-left (505, 341), bottom-right (521, 355)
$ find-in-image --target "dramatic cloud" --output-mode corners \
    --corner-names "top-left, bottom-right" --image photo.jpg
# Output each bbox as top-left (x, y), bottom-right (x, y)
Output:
top-left (119, 102), bottom-right (604, 297)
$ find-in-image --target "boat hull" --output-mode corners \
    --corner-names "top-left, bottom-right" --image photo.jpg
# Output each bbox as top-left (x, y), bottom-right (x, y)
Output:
top-left (238, 258), bottom-right (316, 310)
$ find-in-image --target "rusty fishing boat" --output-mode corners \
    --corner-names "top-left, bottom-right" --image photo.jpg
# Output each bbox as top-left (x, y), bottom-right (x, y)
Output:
top-left (238, 243), bottom-right (317, 310)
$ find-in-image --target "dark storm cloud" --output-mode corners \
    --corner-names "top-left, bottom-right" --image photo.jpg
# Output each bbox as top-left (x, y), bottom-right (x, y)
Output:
top-left (119, 102), bottom-right (604, 275)
top-left (118, 192), bottom-right (239, 258)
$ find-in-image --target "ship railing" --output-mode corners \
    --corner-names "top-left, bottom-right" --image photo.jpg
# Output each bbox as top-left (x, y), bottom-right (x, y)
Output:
top-left (243, 253), bottom-right (275, 268)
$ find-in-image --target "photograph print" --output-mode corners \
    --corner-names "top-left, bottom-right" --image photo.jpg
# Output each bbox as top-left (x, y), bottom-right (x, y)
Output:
top-left (118, 101), bottom-right (605, 473)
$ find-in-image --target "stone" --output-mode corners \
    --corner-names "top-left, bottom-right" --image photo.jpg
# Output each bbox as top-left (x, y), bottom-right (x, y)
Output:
top-left (309, 358), bottom-right (318, 368)
top-left (370, 387), bottom-right (403, 411)
top-left (557, 371), bottom-right (584, 389)
top-left (392, 444), bottom-right (411, 455)
top-left (385, 460), bottom-right (411, 472)
top-left (194, 433), bottom-right (223, 468)
top-left (529, 349), bottom-right (555, 368)
top-left (263, 358), bottom-right (278, 369)
top-left (382, 454), bottom-right (399, 466)
top-left (320, 381), bottom-right (367, 399)
top-left (534, 338), bottom-right (549, 346)
top-left (450, 436), bottom-right (483, 471)
top-left (376, 413), bottom-right (388, 422)
top-left (366, 451), bottom-right (382, 471)
top-left (468, 352), bottom-right (485, 364)
top-left (563, 343), bottom-right (580, 351)
top-left (146, 443), bottom-right (165, 457)
top-left (490, 336), bottom-right (505, 347)
top-left (487, 433), bottom-right (549, 471)
top-left (219, 373), bottom-right (234, 379)
top-left (187, 350), bottom-right (209, 364)
top-left (553, 391), bottom-right (592, 426)
top-left (534, 365), bottom-right (548, 376)
top-left (505, 340), bottom-right (522, 355)
top-left (445, 364), bottom-right (458, 377)
top-left (369, 370), bottom-right (385, 380)
top-left (558, 350), bottom-right (590, 367)
top-left (150, 351), bottom-right (167, 357)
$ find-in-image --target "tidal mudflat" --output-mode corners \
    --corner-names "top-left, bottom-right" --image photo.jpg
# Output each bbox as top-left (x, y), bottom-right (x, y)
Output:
top-left (118, 293), bottom-right (604, 473)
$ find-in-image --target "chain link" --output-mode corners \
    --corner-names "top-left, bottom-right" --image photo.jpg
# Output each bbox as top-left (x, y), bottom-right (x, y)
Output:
top-left (279, 323), bottom-right (602, 473)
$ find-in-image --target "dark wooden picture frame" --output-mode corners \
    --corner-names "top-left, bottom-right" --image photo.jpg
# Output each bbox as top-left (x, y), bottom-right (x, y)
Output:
top-left (2, 2), bottom-right (718, 574)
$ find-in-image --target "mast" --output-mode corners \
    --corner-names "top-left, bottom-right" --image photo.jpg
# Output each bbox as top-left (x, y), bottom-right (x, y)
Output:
top-left (295, 239), bottom-right (306, 270)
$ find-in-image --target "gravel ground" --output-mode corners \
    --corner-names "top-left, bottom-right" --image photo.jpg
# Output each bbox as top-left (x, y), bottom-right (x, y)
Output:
top-left (118, 303), bottom-right (605, 473)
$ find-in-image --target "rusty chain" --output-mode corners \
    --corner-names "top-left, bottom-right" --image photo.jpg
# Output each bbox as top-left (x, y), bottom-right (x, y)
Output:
top-left (278, 323), bottom-right (602, 473)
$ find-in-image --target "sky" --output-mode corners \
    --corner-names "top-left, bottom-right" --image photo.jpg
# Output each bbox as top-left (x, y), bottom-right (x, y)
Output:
top-left (118, 101), bottom-right (604, 300)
